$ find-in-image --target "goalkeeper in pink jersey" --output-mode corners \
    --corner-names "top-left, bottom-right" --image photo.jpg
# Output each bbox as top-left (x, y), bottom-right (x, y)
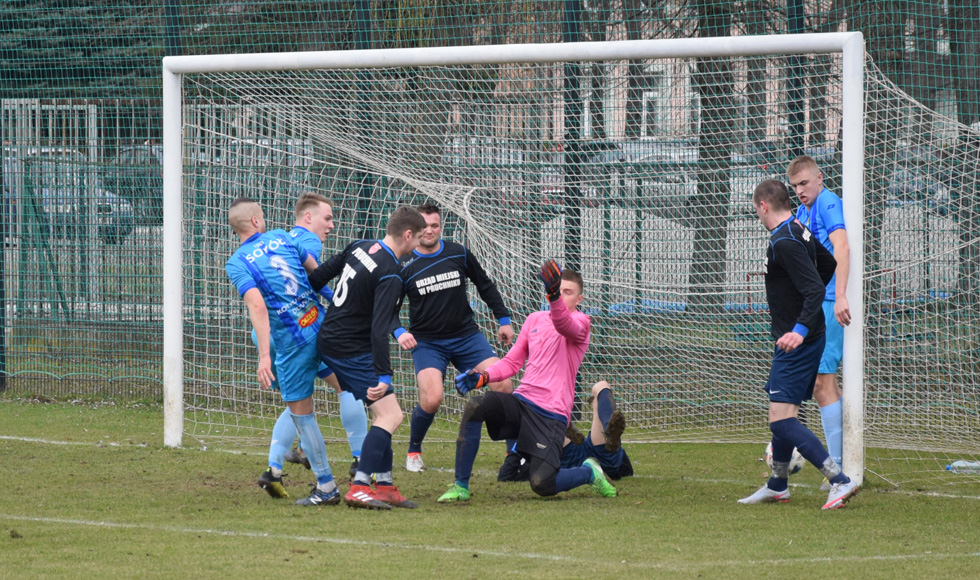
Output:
top-left (437, 261), bottom-right (618, 502)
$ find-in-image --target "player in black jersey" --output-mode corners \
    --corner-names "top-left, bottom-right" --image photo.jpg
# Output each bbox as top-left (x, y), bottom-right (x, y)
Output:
top-left (307, 205), bottom-right (426, 510)
top-left (395, 203), bottom-right (515, 472)
top-left (737, 179), bottom-right (859, 510)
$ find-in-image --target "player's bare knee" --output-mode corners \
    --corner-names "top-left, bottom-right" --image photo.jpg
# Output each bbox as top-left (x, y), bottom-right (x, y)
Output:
top-left (420, 389), bottom-right (444, 413)
top-left (592, 380), bottom-right (611, 398)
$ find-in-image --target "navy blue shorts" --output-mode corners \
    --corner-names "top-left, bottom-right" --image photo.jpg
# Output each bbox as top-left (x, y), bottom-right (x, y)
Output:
top-left (765, 335), bottom-right (825, 405)
top-left (320, 352), bottom-right (394, 404)
top-left (560, 433), bottom-right (625, 475)
top-left (411, 331), bottom-right (498, 376)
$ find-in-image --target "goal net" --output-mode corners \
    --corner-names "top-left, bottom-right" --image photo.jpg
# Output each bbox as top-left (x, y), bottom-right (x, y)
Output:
top-left (163, 34), bottom-right (980, 491)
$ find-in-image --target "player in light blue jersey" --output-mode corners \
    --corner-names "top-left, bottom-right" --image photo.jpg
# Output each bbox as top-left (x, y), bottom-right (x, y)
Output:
top-left (226, 197), bottom-right (342, 507)
top-left (255, 193), bottom-right (368, 485)
top-left (789, 155), bottom-right (852, 488)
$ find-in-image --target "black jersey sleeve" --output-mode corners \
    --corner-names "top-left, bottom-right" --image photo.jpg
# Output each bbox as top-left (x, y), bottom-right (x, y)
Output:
top-left (464, 249), bottom-right (511, 321)
top-left (815, 241), bottom-right (837, 287)
top-left (775, 239), bottom-right (828, 334)
top-left (371, 273), bottom-right (405, 378)
top-left (308, 247), bottom-right (348, 292)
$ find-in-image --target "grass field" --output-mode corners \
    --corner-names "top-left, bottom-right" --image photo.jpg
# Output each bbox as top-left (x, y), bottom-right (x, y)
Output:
top-left (3, 398), bottom-right (979, 580)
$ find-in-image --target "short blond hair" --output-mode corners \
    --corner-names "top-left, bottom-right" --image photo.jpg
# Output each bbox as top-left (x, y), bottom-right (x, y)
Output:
top-left (294, 192), bottom-right (332, 220)
top-left (786, 155), bottom-right (820, 179)
top-left (229, 197), bottom-right (262, 235)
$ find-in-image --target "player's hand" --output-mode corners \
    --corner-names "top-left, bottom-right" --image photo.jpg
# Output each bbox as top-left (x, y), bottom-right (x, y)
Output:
top-left (539, 259), bottom-right (562, 302)
top-left (498, 324), bottom-right (514, 347)
top-left (454, 369), bottom-right (489, 396)
top-left (397, 332), bottom-right (417, 350)
top-left (257, 355), bottom-right (275, 389)
top-left (776, 331), bottom-right (804, 353)
top-left (835, 295), bottom-right (851, 327)
top-left (367, 382), bottom-right (389, 401)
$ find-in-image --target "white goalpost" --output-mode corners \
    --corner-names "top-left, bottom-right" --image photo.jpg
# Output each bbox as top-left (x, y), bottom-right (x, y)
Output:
top-left (162, 34), bottom-right (869, 484)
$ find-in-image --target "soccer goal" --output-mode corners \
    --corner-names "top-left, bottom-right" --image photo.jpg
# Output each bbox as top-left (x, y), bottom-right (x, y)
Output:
top-left (162, 31), bottom-right (980, 492)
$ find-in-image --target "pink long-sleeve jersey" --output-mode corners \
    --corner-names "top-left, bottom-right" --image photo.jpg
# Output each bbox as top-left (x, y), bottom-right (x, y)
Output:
top-left (484, 297), bottom-right (590, 423)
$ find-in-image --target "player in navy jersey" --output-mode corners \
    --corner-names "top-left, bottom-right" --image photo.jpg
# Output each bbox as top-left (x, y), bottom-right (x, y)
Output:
top-left (497, 380), bottom-right (633, 483)
top-left (788, 155), bottom-right (851, 487)
top-left (252, 193), bottom-right (368, 492)
top-left (737, 179), bottom-right (859, 510)
top-left (225, 198), bottom-right (342, 507)
top-left (395, 203), bottom-right (515, 473)
top-left (307, 206), bottom-right (427, 509)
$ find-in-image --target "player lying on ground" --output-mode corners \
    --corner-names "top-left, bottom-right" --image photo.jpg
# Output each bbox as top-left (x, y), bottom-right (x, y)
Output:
top-left (497, 379), bottom-right (633, 483)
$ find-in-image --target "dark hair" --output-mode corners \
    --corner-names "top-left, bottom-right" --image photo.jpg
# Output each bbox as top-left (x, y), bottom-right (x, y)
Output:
top-left (753, 179), bottom-right (791, 211)
top-left (416, 202), bottom-right (440, 216)
top-left (386, 205), bottom-right (426, 236)
top-left (561, 267), bottom-right (584, 293)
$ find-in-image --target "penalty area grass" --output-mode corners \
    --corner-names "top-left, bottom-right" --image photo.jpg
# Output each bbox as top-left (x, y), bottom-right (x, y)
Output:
top-left (1, 399), bottom-right (979, 579)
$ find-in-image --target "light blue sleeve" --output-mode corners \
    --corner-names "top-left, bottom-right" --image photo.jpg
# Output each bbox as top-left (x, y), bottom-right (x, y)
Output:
top-left (225, 255), bottom-right (256, 297)
top-left (818, 190), bottom-right (846, 234)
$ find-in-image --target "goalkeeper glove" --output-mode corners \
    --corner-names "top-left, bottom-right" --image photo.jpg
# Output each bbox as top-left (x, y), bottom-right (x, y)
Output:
top-left (539, 259), bottom-right (562, 302)
top-left (454, 369), bottom-right (489, 396)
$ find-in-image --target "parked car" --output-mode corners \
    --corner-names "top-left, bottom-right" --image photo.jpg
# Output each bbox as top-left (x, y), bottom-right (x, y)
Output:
top-left (2, 148), bottom-right (135, 244)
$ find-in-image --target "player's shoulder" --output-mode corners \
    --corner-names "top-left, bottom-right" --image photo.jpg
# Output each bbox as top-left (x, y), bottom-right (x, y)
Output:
top-left (816, 188), bottom-right (843, 209)
top-left (440, 239), bottom-right (467, 254)
top-left (771, 219), bottom-right (810, 247)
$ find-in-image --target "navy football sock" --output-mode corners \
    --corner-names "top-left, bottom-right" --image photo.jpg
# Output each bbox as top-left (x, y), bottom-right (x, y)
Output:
top-left (408, 405), bottom-right (435, 454)
top-left (454, 421), bottom-right (482, 487)
top-left (770, 417), bottom-right (841, 481)
top-left (355, 426), bottom-right (391, 485)
top-left (554, 465), bottom-right (591, 493)
top-left (766, 433), bottom-right (795, 492)
top-left (596, 388), bottom-right (615, 431)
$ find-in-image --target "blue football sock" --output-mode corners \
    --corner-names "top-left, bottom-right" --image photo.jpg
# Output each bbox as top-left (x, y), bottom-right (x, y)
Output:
top-left (454, 421), bottom-right (483, 487)
top-left (408, 405), bottom-right (436, 454)
top-left (290, 411), bottom-right (334, 486)
top-left (596, 388), bottom-right (615, 431)
top-left (268, 407), bottom-right (296, 470)
top-left (505, 439), bottom-right (518, 454)
top-left (820, 398), bottom-right (844, 467)
top-left (355, 426), bottom-right (391, 485)
top-left (554, 465), bottom-right (592, 493)
top-left (339, 390), bottom-right (367, 458)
